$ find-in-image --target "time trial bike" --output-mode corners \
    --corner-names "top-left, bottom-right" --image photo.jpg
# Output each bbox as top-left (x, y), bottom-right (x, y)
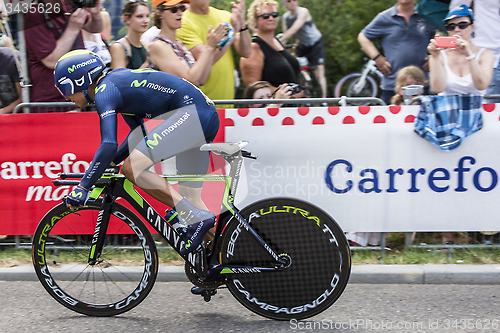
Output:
top-left (32, 141), bottom-right (351, 320)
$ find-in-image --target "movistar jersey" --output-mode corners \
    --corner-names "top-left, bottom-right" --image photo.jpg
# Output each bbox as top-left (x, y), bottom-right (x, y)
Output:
top-left (80, 68), bottom-right (216, 189)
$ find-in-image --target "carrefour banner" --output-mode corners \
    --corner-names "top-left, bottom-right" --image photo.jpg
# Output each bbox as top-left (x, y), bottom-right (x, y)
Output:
top-left (226, 104), bottom-right (500, 232)
top-left (0, 112), bottom-right (225, 235)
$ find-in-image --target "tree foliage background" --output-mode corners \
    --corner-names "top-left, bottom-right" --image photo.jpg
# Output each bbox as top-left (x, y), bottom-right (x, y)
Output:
top-left (211, 0), bottom-right (396, 96)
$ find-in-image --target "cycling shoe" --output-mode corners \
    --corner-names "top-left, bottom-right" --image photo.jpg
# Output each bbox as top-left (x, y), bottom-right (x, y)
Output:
top-left (180, 215), bottom-right (216, 256)
top-left (191, 286), bottom-right (217, 296)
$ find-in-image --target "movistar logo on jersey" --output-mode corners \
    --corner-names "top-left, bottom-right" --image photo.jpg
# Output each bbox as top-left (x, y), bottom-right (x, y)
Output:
top-left (70, 190), bottom-right (82, 198)
top-left (146, 82), bottom-right (177, 94)
top-left (68, 58), bottom-right (98, 73)
top-left (95, 84), bottom-right (106, 94)
top-left (146, 133), bottom-right (162, 149)
top-left (131, 79), bottom-right (147, 88)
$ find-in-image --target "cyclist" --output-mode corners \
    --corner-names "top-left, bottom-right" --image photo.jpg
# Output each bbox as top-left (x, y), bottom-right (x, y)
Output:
top-left (54, 50), bottom-right (220, 257)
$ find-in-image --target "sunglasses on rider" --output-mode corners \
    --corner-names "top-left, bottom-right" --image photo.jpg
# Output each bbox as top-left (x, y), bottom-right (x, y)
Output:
top-left (257, 12), bottom-right (279, 19)
top-left (165, 4), bottom-right (187, 13)
top-left (445, 21), bottom-right (472, 31)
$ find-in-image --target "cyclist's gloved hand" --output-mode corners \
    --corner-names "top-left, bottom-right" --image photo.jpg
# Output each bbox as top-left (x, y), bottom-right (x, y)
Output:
top-left (65, 185), bottom-right (89, 208)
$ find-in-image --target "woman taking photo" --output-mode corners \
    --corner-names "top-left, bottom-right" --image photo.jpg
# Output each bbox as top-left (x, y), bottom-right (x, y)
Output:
top-left (427, 5), bottom-right (494, 96)
top-left (240, 0), bottom-right (301, 90)
top-left (147, 0), bottom-right (227, 87)
top-left (110, 0), bottom-right (151, 69)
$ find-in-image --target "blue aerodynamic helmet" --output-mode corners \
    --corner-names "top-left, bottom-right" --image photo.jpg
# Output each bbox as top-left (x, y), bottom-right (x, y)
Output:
top-left (54, 50), bottom-right (105, 98)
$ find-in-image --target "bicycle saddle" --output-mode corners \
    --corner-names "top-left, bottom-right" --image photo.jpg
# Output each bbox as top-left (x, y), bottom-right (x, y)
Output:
top-left (200, 141), bottom-right (248, 155)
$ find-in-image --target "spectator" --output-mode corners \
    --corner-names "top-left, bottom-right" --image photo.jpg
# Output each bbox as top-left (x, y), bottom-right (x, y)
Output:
top-left (110, 0), bottom-right (150, 70)
top-left (243, 81), bottom-right (291, 108)
top-left (24, 0), bottom-right (103, 110)
top-left (148, 0), bottom-right (228, 87)
top-left (279, 0), bottom-right (327, 98)
top-left (176, 0), bottom-right (251, 100)
top-left (0, 47), bottom-right (21, 114)
top-left (0, 32), bottom-right (14, 49)
top-left (390, 65), bottom-right (426, 105)
top-left (427, 5), bottom-right (494, 96)
top-left (358, 0), bottom-right (436, 104)
top-left (240, 0), bottom-right (301, 91)
top-left (82, 9), bottom-right (112, 67)
top-left (450, 0), bottom-right (500, 103)
top-left (427, 5), bottom-right (494, 244)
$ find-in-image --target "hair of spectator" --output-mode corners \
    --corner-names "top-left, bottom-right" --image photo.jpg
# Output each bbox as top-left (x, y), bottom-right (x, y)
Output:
top-left (243, 80), bottom-right (273, 99)
top-left (122, 0), bottom-right (149, 21)
top-left (153, 5), bottom-right (166, 29)
top-left (395, 65), bottom-right (427, 92)
top-left (247, 0), bottom-right (279, 32)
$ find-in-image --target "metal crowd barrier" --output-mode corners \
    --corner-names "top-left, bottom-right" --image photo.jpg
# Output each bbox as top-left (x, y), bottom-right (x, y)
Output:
top-left (12, 97), bottom-right (387, 114)
top-left (405, 232), bottom-right (500, 262)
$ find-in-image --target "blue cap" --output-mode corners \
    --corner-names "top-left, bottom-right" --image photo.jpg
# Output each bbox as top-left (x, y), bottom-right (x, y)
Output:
top-left (443, 4), bottom-right (474, 22)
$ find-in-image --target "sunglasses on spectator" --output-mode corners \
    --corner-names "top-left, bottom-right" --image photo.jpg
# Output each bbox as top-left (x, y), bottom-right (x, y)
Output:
top-left (257, 12), bottom-right (279, 19)
top-left (445, 21), bottom-right (472, 31)
top-left (164, 4), bottom-right (187, 13)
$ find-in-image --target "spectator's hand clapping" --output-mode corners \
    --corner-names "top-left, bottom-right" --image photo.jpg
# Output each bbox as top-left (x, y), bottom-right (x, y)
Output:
top-left (230, 0), bottom-right (246, 32)
top-left (206, 24), bottom-right (230, 49)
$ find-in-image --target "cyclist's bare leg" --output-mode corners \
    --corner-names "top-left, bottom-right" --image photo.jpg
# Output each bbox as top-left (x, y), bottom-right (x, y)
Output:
top-left (314, 64), bottom-right (327, 98)
top-left (121, 150), bottom-right (183, 207)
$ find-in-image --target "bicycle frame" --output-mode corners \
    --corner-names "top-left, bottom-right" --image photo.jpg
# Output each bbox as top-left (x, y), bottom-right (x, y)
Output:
top-left (352, 59), bottom-right (383, 94)
top-left (56, 151), bottom-right (286, 281)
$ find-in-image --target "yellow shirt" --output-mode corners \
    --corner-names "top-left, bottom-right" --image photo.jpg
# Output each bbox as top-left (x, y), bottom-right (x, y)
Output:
top-left (177, 7), bottom-right (235, 101)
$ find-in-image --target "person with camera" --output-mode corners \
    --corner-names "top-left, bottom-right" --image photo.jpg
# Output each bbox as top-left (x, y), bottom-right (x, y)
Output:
top-left (357, 0), bottom-right (436, 105)
top-left (240, 0), bottom-right (302, 97)
top-left (427, 5), bottom-right (494, 96)
top-left (243, 81), bottom-right (292, 108)
top-left (24, 0), bottom-right (103, 112)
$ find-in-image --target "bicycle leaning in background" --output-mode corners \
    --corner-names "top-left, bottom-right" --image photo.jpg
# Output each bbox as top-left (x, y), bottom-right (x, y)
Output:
top-left (334, 58), bottom-right (383, 103)
top-left (32, 141), bottom-right (351, 320)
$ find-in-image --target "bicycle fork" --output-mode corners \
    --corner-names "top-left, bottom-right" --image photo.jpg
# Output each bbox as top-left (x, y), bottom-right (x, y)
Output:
top-left (88, 193), bottom-right (114, 265)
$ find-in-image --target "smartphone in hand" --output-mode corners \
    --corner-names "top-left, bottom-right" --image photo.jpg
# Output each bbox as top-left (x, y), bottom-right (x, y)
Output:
top-left (435, 36), bottom-right (457, 48)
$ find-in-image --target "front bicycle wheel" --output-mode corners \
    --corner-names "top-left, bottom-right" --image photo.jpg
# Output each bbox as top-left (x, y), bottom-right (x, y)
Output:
top-left (334, 73), bottom-right (378, 101)
top-left (220, 198), bottom-right (351, 320)
top-left (32, 201), bottom-right (158, 316)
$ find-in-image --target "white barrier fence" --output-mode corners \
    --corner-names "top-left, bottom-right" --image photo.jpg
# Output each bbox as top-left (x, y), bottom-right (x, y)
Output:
top-left (224, 103), bottom-right (500, 232)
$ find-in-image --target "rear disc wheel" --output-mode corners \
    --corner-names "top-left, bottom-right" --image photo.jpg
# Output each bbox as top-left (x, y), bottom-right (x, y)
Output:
top-left (220, 198), bottom-right (351, 320)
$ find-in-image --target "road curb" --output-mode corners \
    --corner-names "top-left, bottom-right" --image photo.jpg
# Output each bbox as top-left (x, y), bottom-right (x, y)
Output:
top-left (2, 264), bottom-right (500, 284)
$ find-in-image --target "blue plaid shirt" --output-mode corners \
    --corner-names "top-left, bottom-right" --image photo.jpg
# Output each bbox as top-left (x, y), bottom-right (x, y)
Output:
top-left (414, 94), bottom-right (483, 151)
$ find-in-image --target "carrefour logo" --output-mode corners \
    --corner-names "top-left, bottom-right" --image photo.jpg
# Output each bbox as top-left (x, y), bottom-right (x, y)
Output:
top-left (67, 58), bottom-right (98, 73)
top-left (325, 156), bottom-right (499, 194)
top-left (131, 80), bottom-right (147, 88)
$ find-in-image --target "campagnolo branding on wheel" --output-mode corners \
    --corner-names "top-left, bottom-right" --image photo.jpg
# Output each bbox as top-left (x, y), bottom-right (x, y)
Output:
top-left (115, 215), bottom-right (153, 310)
top-left (233, 273), bottom-right (340, 315)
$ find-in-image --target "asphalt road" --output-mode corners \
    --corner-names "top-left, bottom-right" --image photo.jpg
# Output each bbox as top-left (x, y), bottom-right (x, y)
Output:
top-left (2, 281), bottom-right (500, 332)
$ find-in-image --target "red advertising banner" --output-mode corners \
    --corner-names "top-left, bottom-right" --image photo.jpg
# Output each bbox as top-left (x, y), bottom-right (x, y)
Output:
top-left (0, 111), bottom-right (226, 235)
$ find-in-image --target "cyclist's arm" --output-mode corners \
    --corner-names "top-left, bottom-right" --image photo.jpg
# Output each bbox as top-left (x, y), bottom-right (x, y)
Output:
top-left (240, 42), bottom-right (265, 87)
top-left (112, 115), bottom-right (146, 165)
top-left (80, 113), bottom-right (119, 190)
top-left (279, 8), bottom-right (309, 44)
